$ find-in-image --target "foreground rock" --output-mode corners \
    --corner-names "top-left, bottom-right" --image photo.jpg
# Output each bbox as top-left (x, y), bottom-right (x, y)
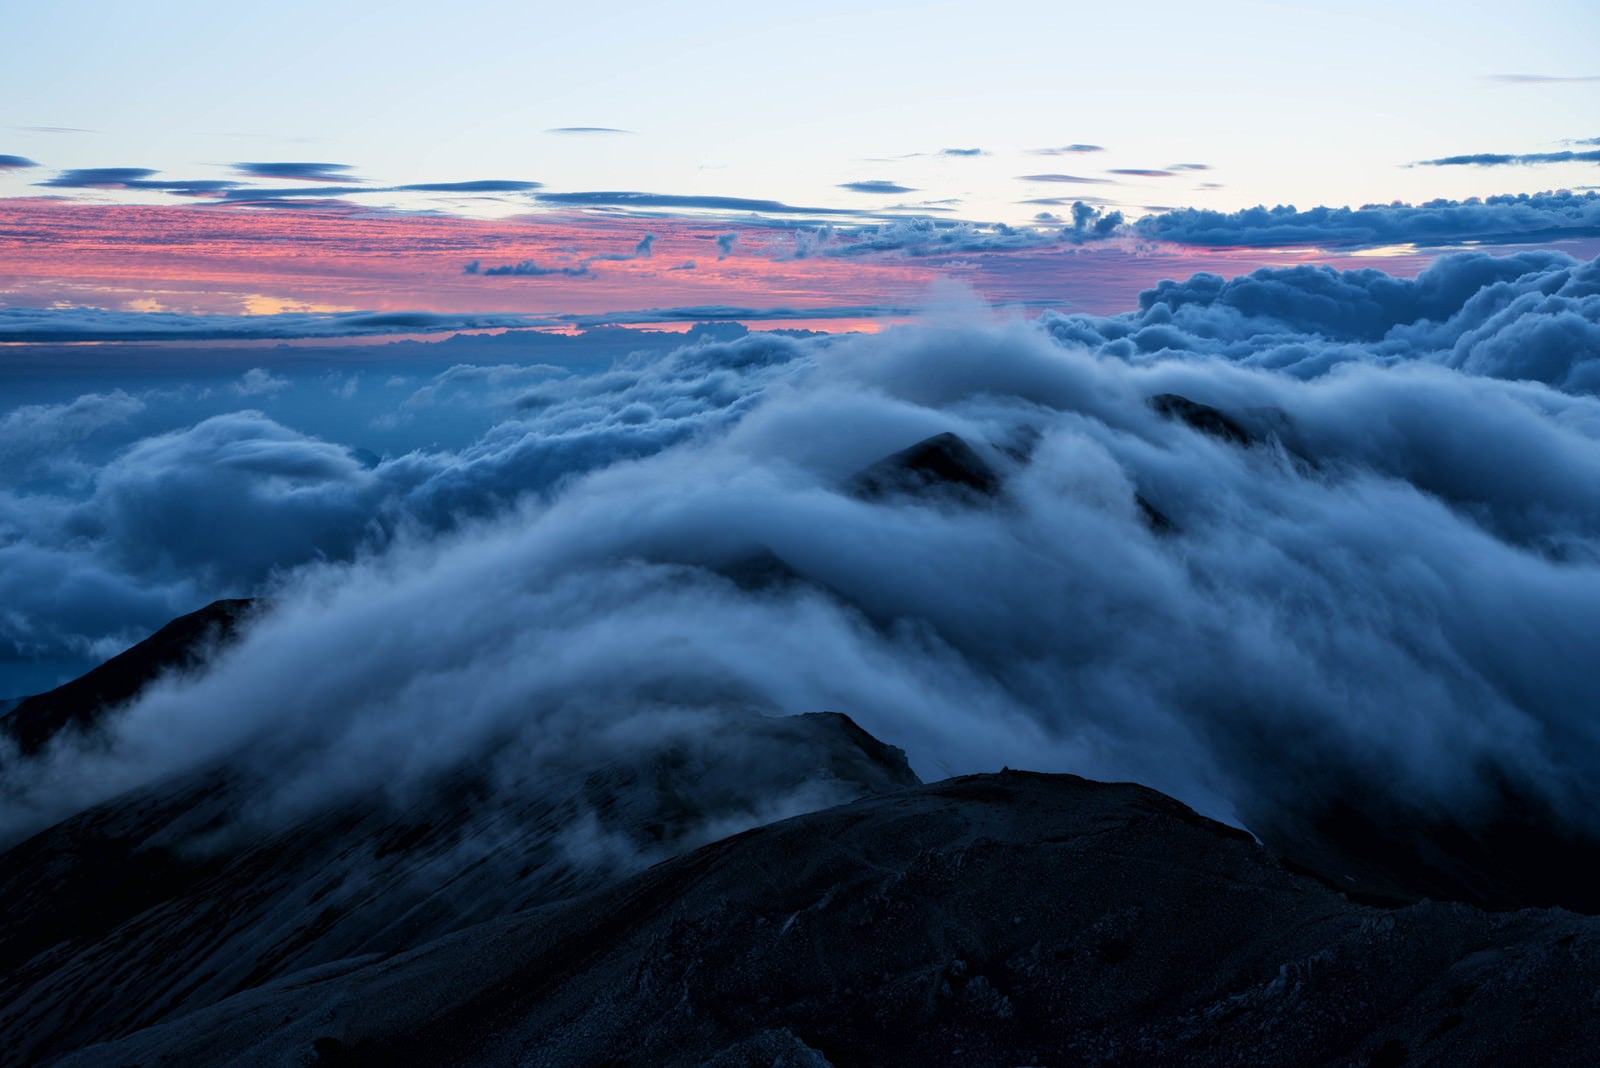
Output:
top-left (57, 771), bottom-right (1600, 1067)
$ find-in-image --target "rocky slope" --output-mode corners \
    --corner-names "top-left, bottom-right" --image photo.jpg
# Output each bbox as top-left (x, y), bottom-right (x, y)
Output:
top-left (53, 770), bottom-right (1600, 1067)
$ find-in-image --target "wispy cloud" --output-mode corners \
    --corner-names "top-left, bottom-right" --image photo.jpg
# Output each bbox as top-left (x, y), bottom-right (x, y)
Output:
top-left (0, 155), bottom-right (38, 170)
top-left (545, 126), bottom-right (631, 134)
top-left (37, 167), bottom-right (238, 196)
top-left (468, 233), bottom-right (658, 278)
top-left (1016, 173), bottom-right (1114, 185)
top-left (1027, 145), bottom-right (1104, 155)
top-left (1107, 169), bottom-right (1176, 178)
top-left (234, 162), bottom-right (360, 183)
top-left (0, 307), bottom-right (547, 342)
top-left (533, 191), bottom-right (868, 216)
top-left (838, 180), bottom-right (917, 194)
top-left (1415, 149), bottom-right (1600, 168)
top-left (395, 180), bottom-right (542, 193)
top-left (479, 260), bottom-right (591, 277)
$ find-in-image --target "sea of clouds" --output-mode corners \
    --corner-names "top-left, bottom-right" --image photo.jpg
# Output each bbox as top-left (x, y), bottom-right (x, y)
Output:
top-left (1, 249), bottom-right (1597, 854)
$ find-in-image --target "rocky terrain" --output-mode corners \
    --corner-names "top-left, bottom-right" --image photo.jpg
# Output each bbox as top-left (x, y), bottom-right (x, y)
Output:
top-left (43, 771), bottom-right (1600, 1067)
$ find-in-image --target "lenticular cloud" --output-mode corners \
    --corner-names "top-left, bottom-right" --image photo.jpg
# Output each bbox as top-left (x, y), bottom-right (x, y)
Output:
top-left (2, 251), bottom-right (1598, 864)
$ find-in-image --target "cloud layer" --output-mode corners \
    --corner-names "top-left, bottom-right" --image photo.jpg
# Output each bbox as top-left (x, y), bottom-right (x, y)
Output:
top-left (2, 251), bottom-right (1598, 885)
top-left (1137, 190), bottom-right (1600, 248)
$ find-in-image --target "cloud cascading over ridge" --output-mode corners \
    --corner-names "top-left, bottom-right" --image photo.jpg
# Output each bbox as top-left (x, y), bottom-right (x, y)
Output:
top-left (2, 251), bottom-right (1598, 886)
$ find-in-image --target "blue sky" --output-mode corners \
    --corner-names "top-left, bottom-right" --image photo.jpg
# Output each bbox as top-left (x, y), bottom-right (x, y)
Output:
top-left (3, 0), bottom-right (1597, 224)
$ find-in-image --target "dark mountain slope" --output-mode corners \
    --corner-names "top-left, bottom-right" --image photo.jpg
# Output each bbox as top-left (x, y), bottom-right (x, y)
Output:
top-left (56, 770), bottom-right (1600, 1067)
top-left (1, 599), bottom-right (255, 755)
top-left (0, 711), bottom-right (916, 1065)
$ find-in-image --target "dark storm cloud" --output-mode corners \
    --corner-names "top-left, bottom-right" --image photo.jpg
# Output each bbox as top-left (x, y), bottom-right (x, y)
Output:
top-left (1416, 149), bottom-right (1600, 167)
top-left (1016, 173), bottom-right (1115, 184)
top-left (0, 308), bottom-right (546, 342)
top-left (1027, 145), bottom-right (1104, 155)
top-left (0, 155), bottom-right (38, 169)
top-left (4, 251), bottom-right (1600, 882)
top-left (1137, 189), bottom-right (1600, 248)
top-left (839, 180), bottom-right (918, 194)
top-left (395, 180), bottom-right (543, 193)
top-left (533, 191), bottom-right (869, 216)
top-left (233, 162), bottom-right (360, 182)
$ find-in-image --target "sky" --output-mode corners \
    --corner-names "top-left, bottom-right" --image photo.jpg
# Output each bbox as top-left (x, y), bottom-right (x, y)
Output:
top-left (2, 1), bottom-right (1597, 332)
top-left (3, 1), bottom-right (1600, 899)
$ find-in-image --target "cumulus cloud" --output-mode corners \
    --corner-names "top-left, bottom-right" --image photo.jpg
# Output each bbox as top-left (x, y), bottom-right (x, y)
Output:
top-left (0, 390), bottom-right (145, 477)
top-left (716, 232), bottom-right (739, 258)
top-left (234, 368), bottom-right (290, 396)
top-left (801, 211), bottom-right (1123, 257)
top-left (4, 253), bottom-right (1600, 921)
top-left (1137, 189), bottom-right (1600, 248)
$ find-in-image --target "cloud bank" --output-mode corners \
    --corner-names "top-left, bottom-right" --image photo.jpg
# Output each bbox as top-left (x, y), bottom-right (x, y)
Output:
top-left (2, 251), bottom-right (1598, 891)
top-left (1137, 190), bottom-right (1600, 248)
